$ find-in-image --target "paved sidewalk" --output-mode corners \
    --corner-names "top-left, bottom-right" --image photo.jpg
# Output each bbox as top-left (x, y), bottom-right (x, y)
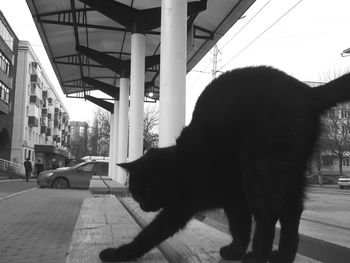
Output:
top-left (0, 188), bottom-right (89, 263)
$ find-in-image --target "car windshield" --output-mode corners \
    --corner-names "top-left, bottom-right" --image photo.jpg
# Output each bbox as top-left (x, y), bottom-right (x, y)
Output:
top-left (69, 162), bottom-right (86, 169)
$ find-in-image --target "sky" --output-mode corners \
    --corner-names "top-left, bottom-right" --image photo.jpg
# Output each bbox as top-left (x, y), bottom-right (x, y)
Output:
top-left (1, 0), bottom-right (350, 124)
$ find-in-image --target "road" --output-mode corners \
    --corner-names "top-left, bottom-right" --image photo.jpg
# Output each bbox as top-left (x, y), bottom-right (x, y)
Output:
top-left (0, 179), bottom-right (89, 263)
top-left (0, 180), bottom-right (37, 199)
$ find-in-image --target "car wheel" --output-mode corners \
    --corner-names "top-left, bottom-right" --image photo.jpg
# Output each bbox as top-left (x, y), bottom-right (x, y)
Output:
top-left (52, 178), bottom-right (69, 189)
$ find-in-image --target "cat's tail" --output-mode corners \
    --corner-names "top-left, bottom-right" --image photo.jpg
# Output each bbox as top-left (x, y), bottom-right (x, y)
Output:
top-left (310, 72), bottom-right (350, 112)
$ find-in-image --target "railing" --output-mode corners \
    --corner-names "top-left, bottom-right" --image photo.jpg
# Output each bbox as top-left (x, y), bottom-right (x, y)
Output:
top-left (0, 158), bottom-right (22, 175)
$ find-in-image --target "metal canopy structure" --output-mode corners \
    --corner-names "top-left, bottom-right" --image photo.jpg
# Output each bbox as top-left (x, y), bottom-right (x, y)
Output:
top-left (26, 0), bottom-right (256, 104)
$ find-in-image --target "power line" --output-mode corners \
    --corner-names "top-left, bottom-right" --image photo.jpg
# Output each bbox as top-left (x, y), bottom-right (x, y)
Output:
top-left (219, 0), bottom-right (273, 51)
top-left (218, 0), bottom-right (305, 71)
top-left (188, 60), bottom-right (212, 91)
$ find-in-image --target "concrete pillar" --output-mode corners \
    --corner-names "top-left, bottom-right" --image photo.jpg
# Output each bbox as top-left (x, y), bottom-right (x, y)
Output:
top-left (129, 33), bottom-right (145, 161)
top-left (111, 101), bottom-right (119, 181)
top-left (159, 0), bottom-right (187, 147)
top-left (117, 77), bottom-right (129, 185)
top-left (108, 114), bottom-right (114, 178)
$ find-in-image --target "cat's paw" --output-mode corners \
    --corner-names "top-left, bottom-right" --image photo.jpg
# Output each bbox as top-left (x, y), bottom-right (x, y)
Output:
top-left (99, 245), bottom-right (137, 262)
top-left (269, 250), bottom-right (295, 263)
top-left (241, 252), bottom-right (268, 263)
top-left (219, 243), bottom-right (245, 260)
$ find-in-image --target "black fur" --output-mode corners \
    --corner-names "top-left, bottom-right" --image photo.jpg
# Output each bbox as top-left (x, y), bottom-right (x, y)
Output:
top-left (99, 66), bottom-right (350, 263)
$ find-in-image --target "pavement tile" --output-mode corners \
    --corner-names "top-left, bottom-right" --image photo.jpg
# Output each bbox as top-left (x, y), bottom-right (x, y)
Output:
top-left (0, 188), bottom-right (89, 263)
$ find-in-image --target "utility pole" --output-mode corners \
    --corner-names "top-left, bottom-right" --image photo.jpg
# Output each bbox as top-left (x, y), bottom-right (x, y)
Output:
top-left (211, 44), bottom-right (219, 79)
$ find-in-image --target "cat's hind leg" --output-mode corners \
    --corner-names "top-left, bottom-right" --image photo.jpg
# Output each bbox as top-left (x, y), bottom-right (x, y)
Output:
top-left (270, 196), bottom-right (303, 263)
top-left (220, 201), bottom-right (252, 260)
top-left (242, 196), bottom-right (279, 263)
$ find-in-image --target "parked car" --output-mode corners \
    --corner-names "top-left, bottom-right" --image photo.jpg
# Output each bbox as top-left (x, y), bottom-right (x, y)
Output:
top-left (338, 175), bottom-right (350, 189)
top-left (37, 160), bottom-right (109, 189)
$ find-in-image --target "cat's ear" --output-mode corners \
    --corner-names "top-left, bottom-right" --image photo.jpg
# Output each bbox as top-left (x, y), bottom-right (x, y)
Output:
top-left (117, 161), bottom-right (135, 171)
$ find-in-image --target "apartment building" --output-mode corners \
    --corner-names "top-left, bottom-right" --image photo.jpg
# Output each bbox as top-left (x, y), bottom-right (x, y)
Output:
top-left (68, 121), bottom-right (88, 159)
top-left (0, 11), bottom-right (18, 160)
top-left (69, 121), bottom-right (88, 141)
top-left (11, 41), bottom-right (70, 171)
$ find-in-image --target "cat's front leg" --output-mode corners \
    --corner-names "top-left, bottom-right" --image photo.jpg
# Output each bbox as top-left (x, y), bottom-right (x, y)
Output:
top-left (99, 208), bottom-right (193, 262)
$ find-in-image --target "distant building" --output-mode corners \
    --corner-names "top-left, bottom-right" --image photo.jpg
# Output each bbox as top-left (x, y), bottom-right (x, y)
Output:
top-left (306, 81), bottom-right (350, 182)
top-left (0, 11), bottom-right (19, 161)
top-left (69, 121), bottom-right (88, 141)
top-left (68, 121), bottom-right (88, 159)
top-left (11, 41), bottom-right (70, 171)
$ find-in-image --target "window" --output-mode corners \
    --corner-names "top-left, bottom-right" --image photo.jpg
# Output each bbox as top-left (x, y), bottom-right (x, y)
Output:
top-left (322, 157), bottom-right (333, 167)
top-left (79, 163), bottom-right (95, 172)
top-left (30, 83), bottom-right (36, 94)
top-left (0, 51), bottom-right (10, 75)
top-left (79, 126), bottom-right (84, 135)
top-left (343, 158), bottom-right (349, 167)
top-left (0, 81), bottom-right (10, 103)
top-left (0, 19), bottom-right (14, 50)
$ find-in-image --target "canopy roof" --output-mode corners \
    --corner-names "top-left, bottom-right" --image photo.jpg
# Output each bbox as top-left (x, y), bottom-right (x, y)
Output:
top-left (26, 0), bottom-right (255, 102)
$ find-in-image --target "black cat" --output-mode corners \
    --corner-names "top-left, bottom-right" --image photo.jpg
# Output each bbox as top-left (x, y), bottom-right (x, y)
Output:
top-left (99, 66), bottom-right (350, 263)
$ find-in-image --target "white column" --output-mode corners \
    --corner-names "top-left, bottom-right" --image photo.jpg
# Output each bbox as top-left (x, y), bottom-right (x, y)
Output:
top-left (108, 114), bottom-right (114, 178)
top-left (117, 77), bottom-right (129, 185)
top-left (111, 101), bottom-right (119, 181)
top-left (129, 33), bottom-right (145, 161)
top-left (159, 0), bottom-right (187, 147)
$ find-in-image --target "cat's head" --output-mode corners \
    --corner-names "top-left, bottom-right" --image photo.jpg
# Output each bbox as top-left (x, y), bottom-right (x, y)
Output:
top-left (118, 146), bottom-right (177, 212)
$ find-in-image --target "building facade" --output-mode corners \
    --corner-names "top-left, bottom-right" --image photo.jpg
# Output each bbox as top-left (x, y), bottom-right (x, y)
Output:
top-left (69, 121), bottom-right (88, 141)
top-left (11, 41), bottom-right (70, 171)
top-left (0, 11), bottom-right (18, 160)
top-left (306, 81), bottom-right (350, 182)
top-left (68, 121), bottom-right (88, 159)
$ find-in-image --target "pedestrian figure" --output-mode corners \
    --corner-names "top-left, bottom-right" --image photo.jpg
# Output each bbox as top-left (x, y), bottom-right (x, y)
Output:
top-left (52, 159), bottom-right (59, 169)
top-left (24, 158), bottom-right (32, 182)
top-left (35, 158), bottom-right (44, 177)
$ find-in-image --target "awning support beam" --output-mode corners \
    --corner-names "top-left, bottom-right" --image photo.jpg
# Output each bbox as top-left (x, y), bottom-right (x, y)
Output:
top-left (79, 0), bottom-right (207, 34)
top-left (82, 77), bottom-right (119, 99)
top-left (85, 95), bottom-right (114, 113)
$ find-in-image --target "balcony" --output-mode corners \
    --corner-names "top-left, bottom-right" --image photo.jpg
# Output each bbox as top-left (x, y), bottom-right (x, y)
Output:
top-left (0, 100), bottom-right (8, 115)
top-left (42, 108), bottom-right (47, 116)
top-left (30, 74), bottom-right (42, 87)
top-left (29, 95), bottom-right (41, 108)
top-left (53, 135), bottom-right (61, 143)
top-left (28, 116), bottom-right (39, 127)
top-left (40, 116), bottom-right (47, 126)
top-left (40, 126), bottom-right (47, 134)
top-left (30, 74), bottom-right (38, 83)
top-left (47, 113), bottom-right (52, 120)
top-left (46, 128), bottom-right (51, 136)
top-left (42, 90), bottom-right (47, 98)
top-left (54, 120), bottom-right (59, 128)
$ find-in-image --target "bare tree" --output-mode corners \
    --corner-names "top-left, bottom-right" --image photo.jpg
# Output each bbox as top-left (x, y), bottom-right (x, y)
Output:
top-left (320, 104), bottom-right (350, 176)
top-left (88, 108), bottom-right (111, 156)
top-left (87, 106), bottom-right (159, 156)
top-left (143, 107), bottom-right (159, 151)
top-left (317, 69), bottom-right (350, 178)
top-left (70, 135), bottom-right (88, 159)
